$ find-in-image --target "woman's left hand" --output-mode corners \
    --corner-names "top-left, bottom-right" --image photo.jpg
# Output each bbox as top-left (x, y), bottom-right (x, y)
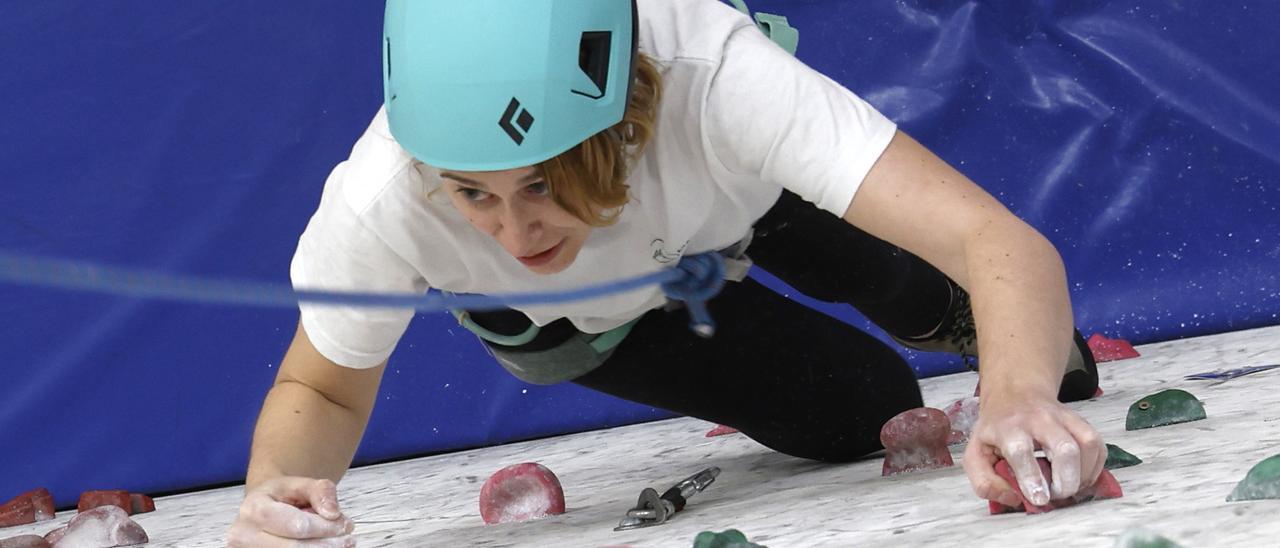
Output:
top-left (961, 392), bottom-right (1107, 507)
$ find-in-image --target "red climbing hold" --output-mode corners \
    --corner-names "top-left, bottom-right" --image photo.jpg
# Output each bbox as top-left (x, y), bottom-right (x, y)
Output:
top-left (705, 425), bottom-right (739, 437)
top-left (1087, 333), bottom-right (1140, 362)
top-left (880, 407), bottom-right (954, 476)
top-left (0, 489), bottom-right (55, 529)
top-left (987, 458), bottom-right (1124, 514)
top-left (77, 490), bottom-right (132, 514)
top-left (128, 494), bottom-right (155, 516)
top-left (478, 463), bottom-right (566, 524)
top-left (48, 506), bottom-right (148, 547)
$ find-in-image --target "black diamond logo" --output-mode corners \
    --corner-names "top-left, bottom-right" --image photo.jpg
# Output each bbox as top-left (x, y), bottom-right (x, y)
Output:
top-left (499, 98), bottom-right (535, 145)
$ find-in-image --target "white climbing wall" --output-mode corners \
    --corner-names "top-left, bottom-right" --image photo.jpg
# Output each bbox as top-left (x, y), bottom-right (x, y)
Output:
top-left (6, 325), bottom-right (1279, 546)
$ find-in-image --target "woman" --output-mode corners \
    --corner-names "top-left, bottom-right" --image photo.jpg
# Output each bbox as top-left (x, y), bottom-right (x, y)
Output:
top-left (228, 0), bottom-right (1104, 545)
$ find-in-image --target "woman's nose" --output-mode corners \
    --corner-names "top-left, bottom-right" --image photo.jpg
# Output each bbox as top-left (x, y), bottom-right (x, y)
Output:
top-left (497, 204), bottom-right (542, 251)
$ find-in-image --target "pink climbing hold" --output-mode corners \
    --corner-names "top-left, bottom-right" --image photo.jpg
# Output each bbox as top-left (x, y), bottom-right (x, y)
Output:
top-left (880, 407), bottom-right (954, 476)
top-left (942, 397), bottom-right (980, 445)
top-left (705, 425), bottom-right (739, 437)
top-left (49, 505), bottom-right (148, 547)
top-left (0, 535), bottom-right (51, 548)
top-left (987, 457), bottom-right (1124, 515)
top-left (1087, 333), bottom-right (1140, 362)
top-left (478, 463), bottom-right (566, 525)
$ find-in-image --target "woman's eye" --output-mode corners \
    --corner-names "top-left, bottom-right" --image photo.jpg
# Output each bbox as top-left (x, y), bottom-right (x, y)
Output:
top-left (526, 182), bottom-right (550, 196)
top-left (457, 188), bottom-right (490, 202)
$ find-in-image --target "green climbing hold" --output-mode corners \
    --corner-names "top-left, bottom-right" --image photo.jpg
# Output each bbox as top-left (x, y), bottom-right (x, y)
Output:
top-left (1124, 389), bottom-right (1206, 431)
top-left (1113, 527), bottom-right (1184, 548)
top-left (693, 528), bottom-right (768, 548)
top-left (1105, 443), bottom-right (1143, 469)
top-left (1227, 453), bottom-right (1280, 502)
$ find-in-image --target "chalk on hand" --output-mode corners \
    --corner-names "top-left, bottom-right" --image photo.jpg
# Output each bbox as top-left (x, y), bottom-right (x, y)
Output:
top-left (988, 457), bottom-right (1123, 515)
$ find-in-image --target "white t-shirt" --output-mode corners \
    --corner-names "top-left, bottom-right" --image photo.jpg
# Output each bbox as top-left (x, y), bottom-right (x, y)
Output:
top-left (291, 0), bottom-right (897, 368)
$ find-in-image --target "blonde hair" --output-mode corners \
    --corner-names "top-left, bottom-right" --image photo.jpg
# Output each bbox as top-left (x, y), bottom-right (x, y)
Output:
top-left (538, 53), bottom-right (663, 226)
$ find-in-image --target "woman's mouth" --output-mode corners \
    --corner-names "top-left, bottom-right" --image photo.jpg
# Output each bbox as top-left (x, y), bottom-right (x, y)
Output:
top-left (517, 239), bottom-right (565, 268)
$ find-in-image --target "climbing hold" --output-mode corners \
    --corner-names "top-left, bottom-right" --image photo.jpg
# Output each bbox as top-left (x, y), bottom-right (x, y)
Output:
top-left (0, 488), bottom-right (55, 529)
top-left (1113, 528), bottom-right (1184, 548)
top-left (0, 535), bottom-right (50, 548)
top-left (1125, 389), bottom-right (1206, 431)
top-left (45, 506), bottom-right (148, 548)
top-left (1226, 453), bottom-right (1280, 502)
top-left (77, 490), bottom-right (132, 514)
top-left (1105, 444), bottom-right (1143, 470)
top-left (478, 463), bottom-right (566, 524)
top-left (693, 528), bottom-right (767, 548)
top-left (705, 424), bottom-right (739, 437)
top-left (880, 407), bottom-right (953, 475)
top-left (129, 494), bottom-right (155, 515)
top-left (942, 396), bottom-right (980, 445)
top-left (1087, 333), bottom-right (1140, 362)
top-left (987, 458), bottom-right (1124, 514)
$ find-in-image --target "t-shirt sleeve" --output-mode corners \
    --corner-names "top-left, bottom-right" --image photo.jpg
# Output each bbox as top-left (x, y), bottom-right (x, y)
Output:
top-left (704, 24), bottom-right (898, 217)
top-left (290, 164), bottom-right (428, 369)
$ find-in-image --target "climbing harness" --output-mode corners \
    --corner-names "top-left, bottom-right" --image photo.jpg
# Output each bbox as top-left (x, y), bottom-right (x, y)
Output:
top-left (725, 0), bottom-right (799, 55)
top-left (614, 467), bottom-right (721, 531)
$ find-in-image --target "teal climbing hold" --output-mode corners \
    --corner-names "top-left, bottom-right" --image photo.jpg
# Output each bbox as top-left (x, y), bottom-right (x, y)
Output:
top-left (1104, 443), bottom-right (1143, 469)
top-left (724, 0), bottom-right (799, 55)
top-left (1113, 528), bottom-right (1184, 548)
top-left (693, 528), bottom-right (768, 548)
top-left (1124, 389), bottom-right (1206, 431)
top-left (1226, 453), bottom-right (1280, 502)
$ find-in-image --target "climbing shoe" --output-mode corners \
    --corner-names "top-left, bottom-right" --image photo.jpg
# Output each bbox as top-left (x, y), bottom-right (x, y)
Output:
top-left (890, 282), bottom-right (1099, 403)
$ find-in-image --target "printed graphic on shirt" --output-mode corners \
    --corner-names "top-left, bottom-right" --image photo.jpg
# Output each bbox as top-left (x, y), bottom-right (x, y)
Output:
top-left (650, 238), bottom-right (689, 263)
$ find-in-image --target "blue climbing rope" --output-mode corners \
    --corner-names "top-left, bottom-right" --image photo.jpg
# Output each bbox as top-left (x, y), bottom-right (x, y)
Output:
top-left (0, 250), bottom-right (727, 337)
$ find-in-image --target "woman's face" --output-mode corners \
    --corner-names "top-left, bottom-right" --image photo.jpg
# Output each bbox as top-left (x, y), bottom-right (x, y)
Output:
top-left (441, 166), bottom-right (592, 275)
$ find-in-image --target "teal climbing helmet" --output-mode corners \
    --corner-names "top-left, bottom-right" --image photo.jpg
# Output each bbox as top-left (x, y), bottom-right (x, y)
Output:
top-left (383, 0), bottom-right (638, 171)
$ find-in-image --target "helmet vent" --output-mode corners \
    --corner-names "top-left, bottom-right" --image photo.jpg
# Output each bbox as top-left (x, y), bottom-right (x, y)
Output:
top-left (385, 38), bottom-right (396, 101)
top-left (573, 31), bottom-right (612, 99)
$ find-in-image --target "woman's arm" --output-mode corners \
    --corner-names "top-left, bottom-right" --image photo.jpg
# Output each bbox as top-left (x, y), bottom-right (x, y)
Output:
top-left (247, 322), bottom-right (386, 488)
top-left (845, 131), bottom-right (1105, 506)
top-left (227, 323), bottom-right (386, 547)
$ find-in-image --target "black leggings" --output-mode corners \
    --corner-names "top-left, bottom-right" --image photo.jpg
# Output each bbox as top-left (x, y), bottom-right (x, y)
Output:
top-left (569, 191), bottom-right (960, 462)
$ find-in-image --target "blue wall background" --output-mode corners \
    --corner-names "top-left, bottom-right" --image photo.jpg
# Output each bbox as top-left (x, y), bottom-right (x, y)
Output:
top-left (1, 1), bottom-right (1277, 509)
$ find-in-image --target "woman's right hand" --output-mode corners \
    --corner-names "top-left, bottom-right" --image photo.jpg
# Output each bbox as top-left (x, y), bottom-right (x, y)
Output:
top-left (227, 477), bottom-right (356, 547)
